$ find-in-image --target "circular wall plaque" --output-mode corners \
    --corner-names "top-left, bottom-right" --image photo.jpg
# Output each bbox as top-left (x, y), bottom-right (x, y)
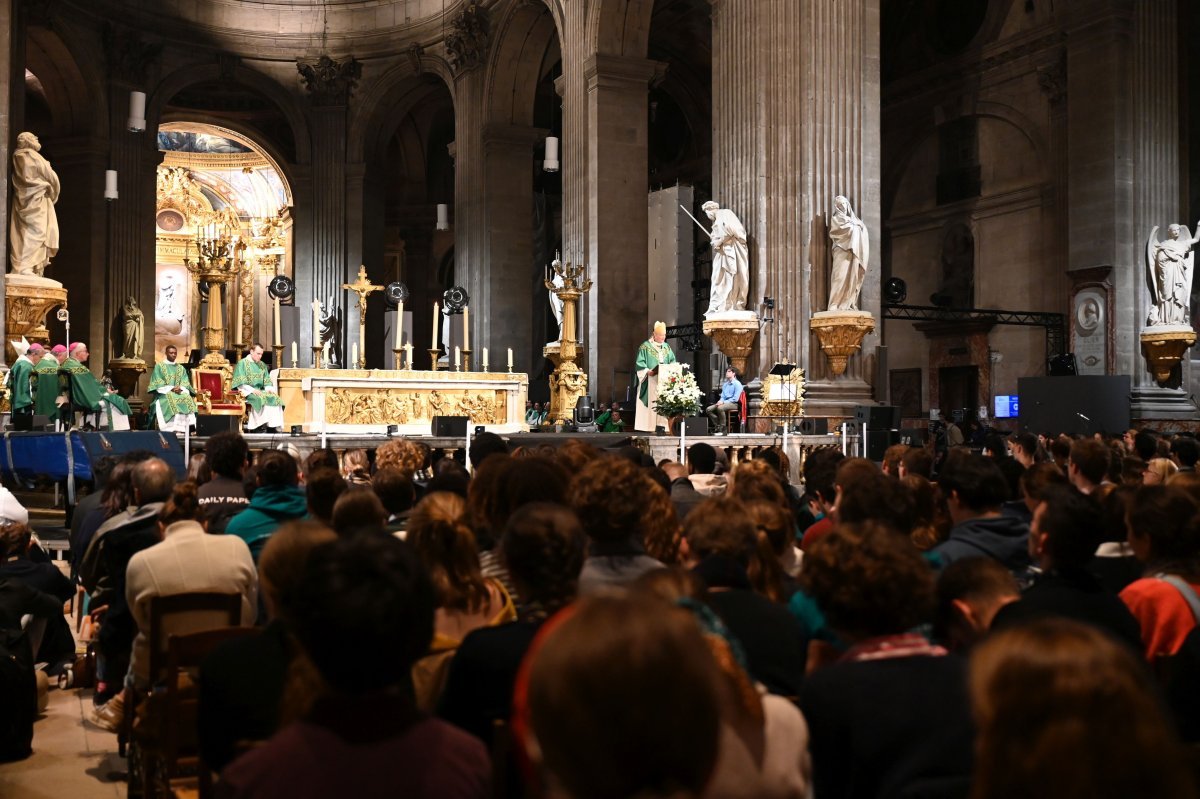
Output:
top-left (156, 209), bottom-right (186, 232)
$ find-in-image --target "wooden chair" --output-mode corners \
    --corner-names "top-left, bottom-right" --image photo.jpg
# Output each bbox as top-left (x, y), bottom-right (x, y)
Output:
top-left (122, 592), bottom-right (244, 798)
top-left (722, 391), bottom-right (748, 434)
top-left (190, 367), bottom-right (244, 419)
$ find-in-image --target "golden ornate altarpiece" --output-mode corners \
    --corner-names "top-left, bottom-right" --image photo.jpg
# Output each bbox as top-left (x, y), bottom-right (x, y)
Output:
top-left (276, 368), bottom-right (529, 434)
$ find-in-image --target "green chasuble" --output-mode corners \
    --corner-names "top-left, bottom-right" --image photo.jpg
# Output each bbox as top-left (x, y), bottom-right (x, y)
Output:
top-left (61, 358), bottom-right (132, 417)
top-left (33, 355), bottom-right (63, 417)
top-left (6, 356), bottom-right (33, 412)
top-left (147, 361), bottom-right (197, 422)
top-left (634, 339), bottom-right (677, 407)
top-left (231, 356), bottom-right (284, 413)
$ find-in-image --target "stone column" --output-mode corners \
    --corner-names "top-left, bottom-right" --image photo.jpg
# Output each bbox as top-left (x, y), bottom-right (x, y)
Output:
top-left (298, 57), bottom-right (361, 352)
top-left (452, 69), bottom-right (486, 359)
top-left (1066, 0), bottom-right (1193, 418)
top-left (581, 54), bottom-right (665, 400)
top-left (710, 0), bottom-right (880, 417)
top-left (0, 0), bottom-right (14, 371)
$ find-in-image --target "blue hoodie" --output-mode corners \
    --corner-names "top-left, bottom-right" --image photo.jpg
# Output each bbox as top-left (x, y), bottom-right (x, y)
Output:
top-left (931, 514), bottom-right (1031, 572)
top-left (224, 484), bottom-right (308, 561)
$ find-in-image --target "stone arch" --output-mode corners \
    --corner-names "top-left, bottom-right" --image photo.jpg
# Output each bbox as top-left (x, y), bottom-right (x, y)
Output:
top-left (147, 63), bottom-right (312, 165)
top-left (158, 111), bottom-right (300, 198)
top-left (484, 0), bottom-right (559, 126)
top-left (25, 26), bottom-right (103, 138)
top-left (590, 0), bottom-right (655, 58)
top-left (349, 54), bottom-right (456, 164)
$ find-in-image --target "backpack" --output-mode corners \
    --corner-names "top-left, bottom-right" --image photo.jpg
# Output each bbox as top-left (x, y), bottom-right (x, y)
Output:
top-left (0, 627), bottom-right (37, 762)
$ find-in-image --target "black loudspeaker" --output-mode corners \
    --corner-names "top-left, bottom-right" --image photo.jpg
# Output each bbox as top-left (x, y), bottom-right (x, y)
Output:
top-left (196, 416), bottom-right (241, 436)
top-left (855, 405), bottom-right (900, 429)
top-left (1047, 353), bottom-right (1078, 376)
top-left (683, 417), bottom-right (708, 436)
top-left (865, 429), bottom-right (900, 461)
top-left (798, 418), bottom-right (829, 435)
top-left (432, 416), bottom-right (469, 436)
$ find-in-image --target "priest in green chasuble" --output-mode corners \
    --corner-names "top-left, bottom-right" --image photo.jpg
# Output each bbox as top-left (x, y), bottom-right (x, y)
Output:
top-left (5, 341), bottom-right (40, 430)
top-left (63, 342), bottom-right (131, 430)
top-left (35, 345), bottom-right (66, 421)
top-left (634, 321), bottom-right (677, 432)
top-left (148, 345), bottom-right (197, 433)
top-left (231, 343), bottom-right (284, 432)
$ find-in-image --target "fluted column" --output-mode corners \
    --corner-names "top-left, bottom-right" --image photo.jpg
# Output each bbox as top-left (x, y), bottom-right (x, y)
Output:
top-left (557, 3), bottom-right (589, 271)
top-left (308, 106), bottom-right (349, 337)
top-left (582, 54), bottom-right (665, 399)
top-left (0, 0), bottom-right (16, 370)
top-left (710, 0), bottom-right (880, 416)
top-left (453, 68), bottom-right (486, 354)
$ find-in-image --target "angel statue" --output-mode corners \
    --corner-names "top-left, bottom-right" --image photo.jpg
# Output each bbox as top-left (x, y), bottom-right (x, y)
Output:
top-left (1146, 223), bottom-right (1200, 327)
top-left (319, 299), bottom-right (344, 367)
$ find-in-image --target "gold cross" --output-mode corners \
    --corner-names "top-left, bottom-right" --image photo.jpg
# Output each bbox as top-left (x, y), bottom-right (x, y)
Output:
top-left (342, 265), bottom-right (382, 315)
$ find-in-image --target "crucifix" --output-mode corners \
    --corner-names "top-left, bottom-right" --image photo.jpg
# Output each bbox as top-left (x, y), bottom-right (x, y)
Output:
top-left (342, 264), bottom-right (382, 369)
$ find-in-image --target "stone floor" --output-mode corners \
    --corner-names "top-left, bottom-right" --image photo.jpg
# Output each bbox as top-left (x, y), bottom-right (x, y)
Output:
top-left (0, 681), bottom-right (126, 798)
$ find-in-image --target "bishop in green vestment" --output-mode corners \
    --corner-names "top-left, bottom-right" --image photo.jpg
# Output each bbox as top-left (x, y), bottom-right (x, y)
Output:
top-left (231, 344), bottom-right (284, 432)
top-left (63, 342), bottom-right (131, 430)
top-left (148, 345), bottom-right (197, 433)
top-left (34, 346), bottom-right (64, 419)
top-left (634, 321), bottom-right (676, 432)
top-left (5, 342), bottom-right (40, 430)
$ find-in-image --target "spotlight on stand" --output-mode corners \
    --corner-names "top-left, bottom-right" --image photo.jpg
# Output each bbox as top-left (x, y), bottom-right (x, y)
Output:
top-left (573, 396), bottom-right (597, 433)
top-left (883, 277), bottom-right (907, 304)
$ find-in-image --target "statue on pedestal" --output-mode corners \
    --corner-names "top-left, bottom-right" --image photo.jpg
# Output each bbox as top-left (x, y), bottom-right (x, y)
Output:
top-left (702, 201), bottom-right (750, 317)
top-left (827, 195), bottom-right (869, 312)
top-left (119, 296), bottom-right (144, 360)
top-left (1146, 223), bottom-right (1200, 327)
top-left (319, 300), bottom-right (343, 368)
top-left (9, 132), bottom-right (60, 277)
top-left (548, 254), bottom-right (565, 342)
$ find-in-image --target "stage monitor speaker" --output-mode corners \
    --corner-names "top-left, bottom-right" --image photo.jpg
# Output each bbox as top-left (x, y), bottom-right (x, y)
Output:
top-left (196, 416), bottom-right (241, 437)
top-left (865, 429), bottom-right (900, 461)
top-left (798, 417), bottom-right (829, 435)
top-left (855, 405), bottom-right (900, 429)
top-left (432, 415), bottom-right (469, 436)
top-left (1018, 375), bottom-right (1130, 436)
top-left (683, 417), bottom-right (708, 436)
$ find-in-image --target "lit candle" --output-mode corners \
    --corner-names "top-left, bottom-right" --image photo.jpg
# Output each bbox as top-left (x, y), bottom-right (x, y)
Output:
top-left (463, 306), bottom-right (469, 351)
top-left (454, 345), bottom-right (461, 368)
top-left (291, 341), bottom-right (298, 367)
top-left (432, 302), bottom-right (440, 349)
top-left (235, 293), bottom-right (244, 342)
top-left (273, 296), bottom-right (281, 346)
top-left (507, 348), bottom-right (513, 371)
top-left (482, 347), bottom-right (488, 371)
top-left (352, 342), bottom-right (359, 367)
top-left (395, 301), bottom-right (404, 350)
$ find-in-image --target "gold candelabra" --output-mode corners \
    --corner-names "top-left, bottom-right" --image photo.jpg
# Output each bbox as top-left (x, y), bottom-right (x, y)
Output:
top-left (544, 253), bottom-right (593, 423)
top-left (185, 231), bottom-right (244, 370)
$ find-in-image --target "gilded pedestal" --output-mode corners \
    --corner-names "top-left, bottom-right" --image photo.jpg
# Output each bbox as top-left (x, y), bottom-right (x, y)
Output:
top-left (5, 274), bottom-right (67, 363)
top-left (544, 257), bottom-right (593, 424)
top-left (1140, 326), bottom-right (1196, 385)
top-left (810, 310), bottom-right (876, 377)
top-left (702, 311), bottom-right (760, 375)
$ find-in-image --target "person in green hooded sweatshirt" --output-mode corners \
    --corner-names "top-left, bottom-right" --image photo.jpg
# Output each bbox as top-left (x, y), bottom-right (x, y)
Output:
top-left (62, 342), bottom-right (131, 430)
top-left (224, 450), bottom-right (308, 562)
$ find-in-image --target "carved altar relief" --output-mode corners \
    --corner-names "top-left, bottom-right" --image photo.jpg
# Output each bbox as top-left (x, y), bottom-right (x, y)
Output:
top-left (321, 387), bottom-right (506, 426)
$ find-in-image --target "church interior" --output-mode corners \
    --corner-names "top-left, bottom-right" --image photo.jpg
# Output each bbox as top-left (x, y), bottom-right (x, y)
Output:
top-left (3, 0), bottom-right (1200, 797)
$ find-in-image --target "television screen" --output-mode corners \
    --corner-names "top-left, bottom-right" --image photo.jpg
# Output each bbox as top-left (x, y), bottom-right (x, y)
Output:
top-left (994, 395), bottom-right (1019, 419)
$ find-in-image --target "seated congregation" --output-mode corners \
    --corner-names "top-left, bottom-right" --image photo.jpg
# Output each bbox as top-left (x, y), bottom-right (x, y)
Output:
top-left (2, 427), bottom-right (1200, 798)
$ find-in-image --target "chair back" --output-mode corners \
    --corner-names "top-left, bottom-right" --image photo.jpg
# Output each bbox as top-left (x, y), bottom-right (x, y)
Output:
top-left (191, 367), bottom-right (243, 416)
top-left (147, 592), bottom-right (243, 688)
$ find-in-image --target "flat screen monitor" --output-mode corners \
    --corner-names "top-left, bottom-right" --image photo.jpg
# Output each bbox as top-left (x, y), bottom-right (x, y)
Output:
top-left (994, 395), bottom-right (1019, 419)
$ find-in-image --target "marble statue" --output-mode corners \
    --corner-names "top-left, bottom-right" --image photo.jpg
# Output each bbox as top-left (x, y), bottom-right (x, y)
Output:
top-left (1146, 223), bottom-right (1200, 327)
top-left (548, 259), bottom-right (565, 341)
top-left (119, 296), bottom-right (144, 360)
top-left (827, 195), bottom-right (870, 311)
top-left (9, 132), bottom-right (61, 276)
top-left (320, 299), bottom-right (343, 367)
top-left (702, 201), bottom-right (750, 317)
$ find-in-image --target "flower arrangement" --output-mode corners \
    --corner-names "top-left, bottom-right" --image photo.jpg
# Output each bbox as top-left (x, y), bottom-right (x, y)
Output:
top-left (654, 368), bottom-right (704, 418)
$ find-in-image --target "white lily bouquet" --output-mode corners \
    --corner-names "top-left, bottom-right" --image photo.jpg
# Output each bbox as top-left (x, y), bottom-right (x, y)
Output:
top-left (654, 369), bottom-right (704, 417)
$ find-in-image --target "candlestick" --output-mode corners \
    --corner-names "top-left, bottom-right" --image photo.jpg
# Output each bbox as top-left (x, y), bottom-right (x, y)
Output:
top-left (393, 347), bottom-right (402, 370)
top-left (454, 345), bottom-right (461, 370)
top-left (482, 347), bottom-right (488, 372)
top-left (429, 348), bottom-right (441, 371)
top-left (312, 299), bottom-right (321, 344)
top-left (432, 302), bottom-right (440, 349)
top-left (462, 348), bottom-right (472, 372)
top-left (507, 347), bottom-right (513, 372)
top-left (322, 340), bottom-right (331, 367)
top-left (352, 342), bottom-right (359, 368)
top-left (273, 297), bottom-right (282, 346)
top-left (463, 306), bottom-right (469, 351)
top-left (271, 344), bottom-right (282, 370)
top-left (235, 293), bottom-right (244, 344)
top-left (312, 345), bottom-right (322, 369)
top-left (291, 341), bottom-right (298, 367)
top-left (395, 301), bottom-right (404, 350)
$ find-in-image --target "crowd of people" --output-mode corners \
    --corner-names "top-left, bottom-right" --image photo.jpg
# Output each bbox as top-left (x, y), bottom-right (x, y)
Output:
top-left (1, 424), bottom-right (1199, 797)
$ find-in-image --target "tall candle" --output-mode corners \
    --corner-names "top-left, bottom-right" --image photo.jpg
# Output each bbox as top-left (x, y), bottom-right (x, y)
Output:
top-left (312, 299), bottom-right (321, 343)
top-left (482, 347), bottom-right (488, 371)
top-left (352, 342), bottom-right (359, 367)
top-left (235, 293), bottom-right (244, 342)
top-left (454, 346), bottom-right (461, 368)
top-left (463, 306), bottom-right (469, 350)
top-left (395, 301), bottom-right (404, 349)
top-left (273, 297), bottom-right (281, 346)
top-left (405, 342), bottom-right (413, 369)
top-left (291, 341), bottom-right (298, 367)
top-left (507, 348), bottom-right (513, 371)
top-left (432, 302), bottom-right (440, 349)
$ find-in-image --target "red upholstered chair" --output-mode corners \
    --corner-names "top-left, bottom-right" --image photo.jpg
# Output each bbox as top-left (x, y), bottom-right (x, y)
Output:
top-left (191, 368), bottom-right (244, 418)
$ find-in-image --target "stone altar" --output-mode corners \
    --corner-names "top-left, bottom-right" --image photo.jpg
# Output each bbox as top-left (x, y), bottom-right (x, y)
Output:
top-left (275, 367), bottom-right (529, 434)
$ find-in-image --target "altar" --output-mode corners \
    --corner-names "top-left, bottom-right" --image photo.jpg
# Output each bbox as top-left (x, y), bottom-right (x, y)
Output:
top-left (275, 368), bottom-right (529, 434)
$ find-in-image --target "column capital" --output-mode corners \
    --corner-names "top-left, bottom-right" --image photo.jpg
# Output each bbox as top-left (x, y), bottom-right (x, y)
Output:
top-left (584, 54), bottom-right (668, 92)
